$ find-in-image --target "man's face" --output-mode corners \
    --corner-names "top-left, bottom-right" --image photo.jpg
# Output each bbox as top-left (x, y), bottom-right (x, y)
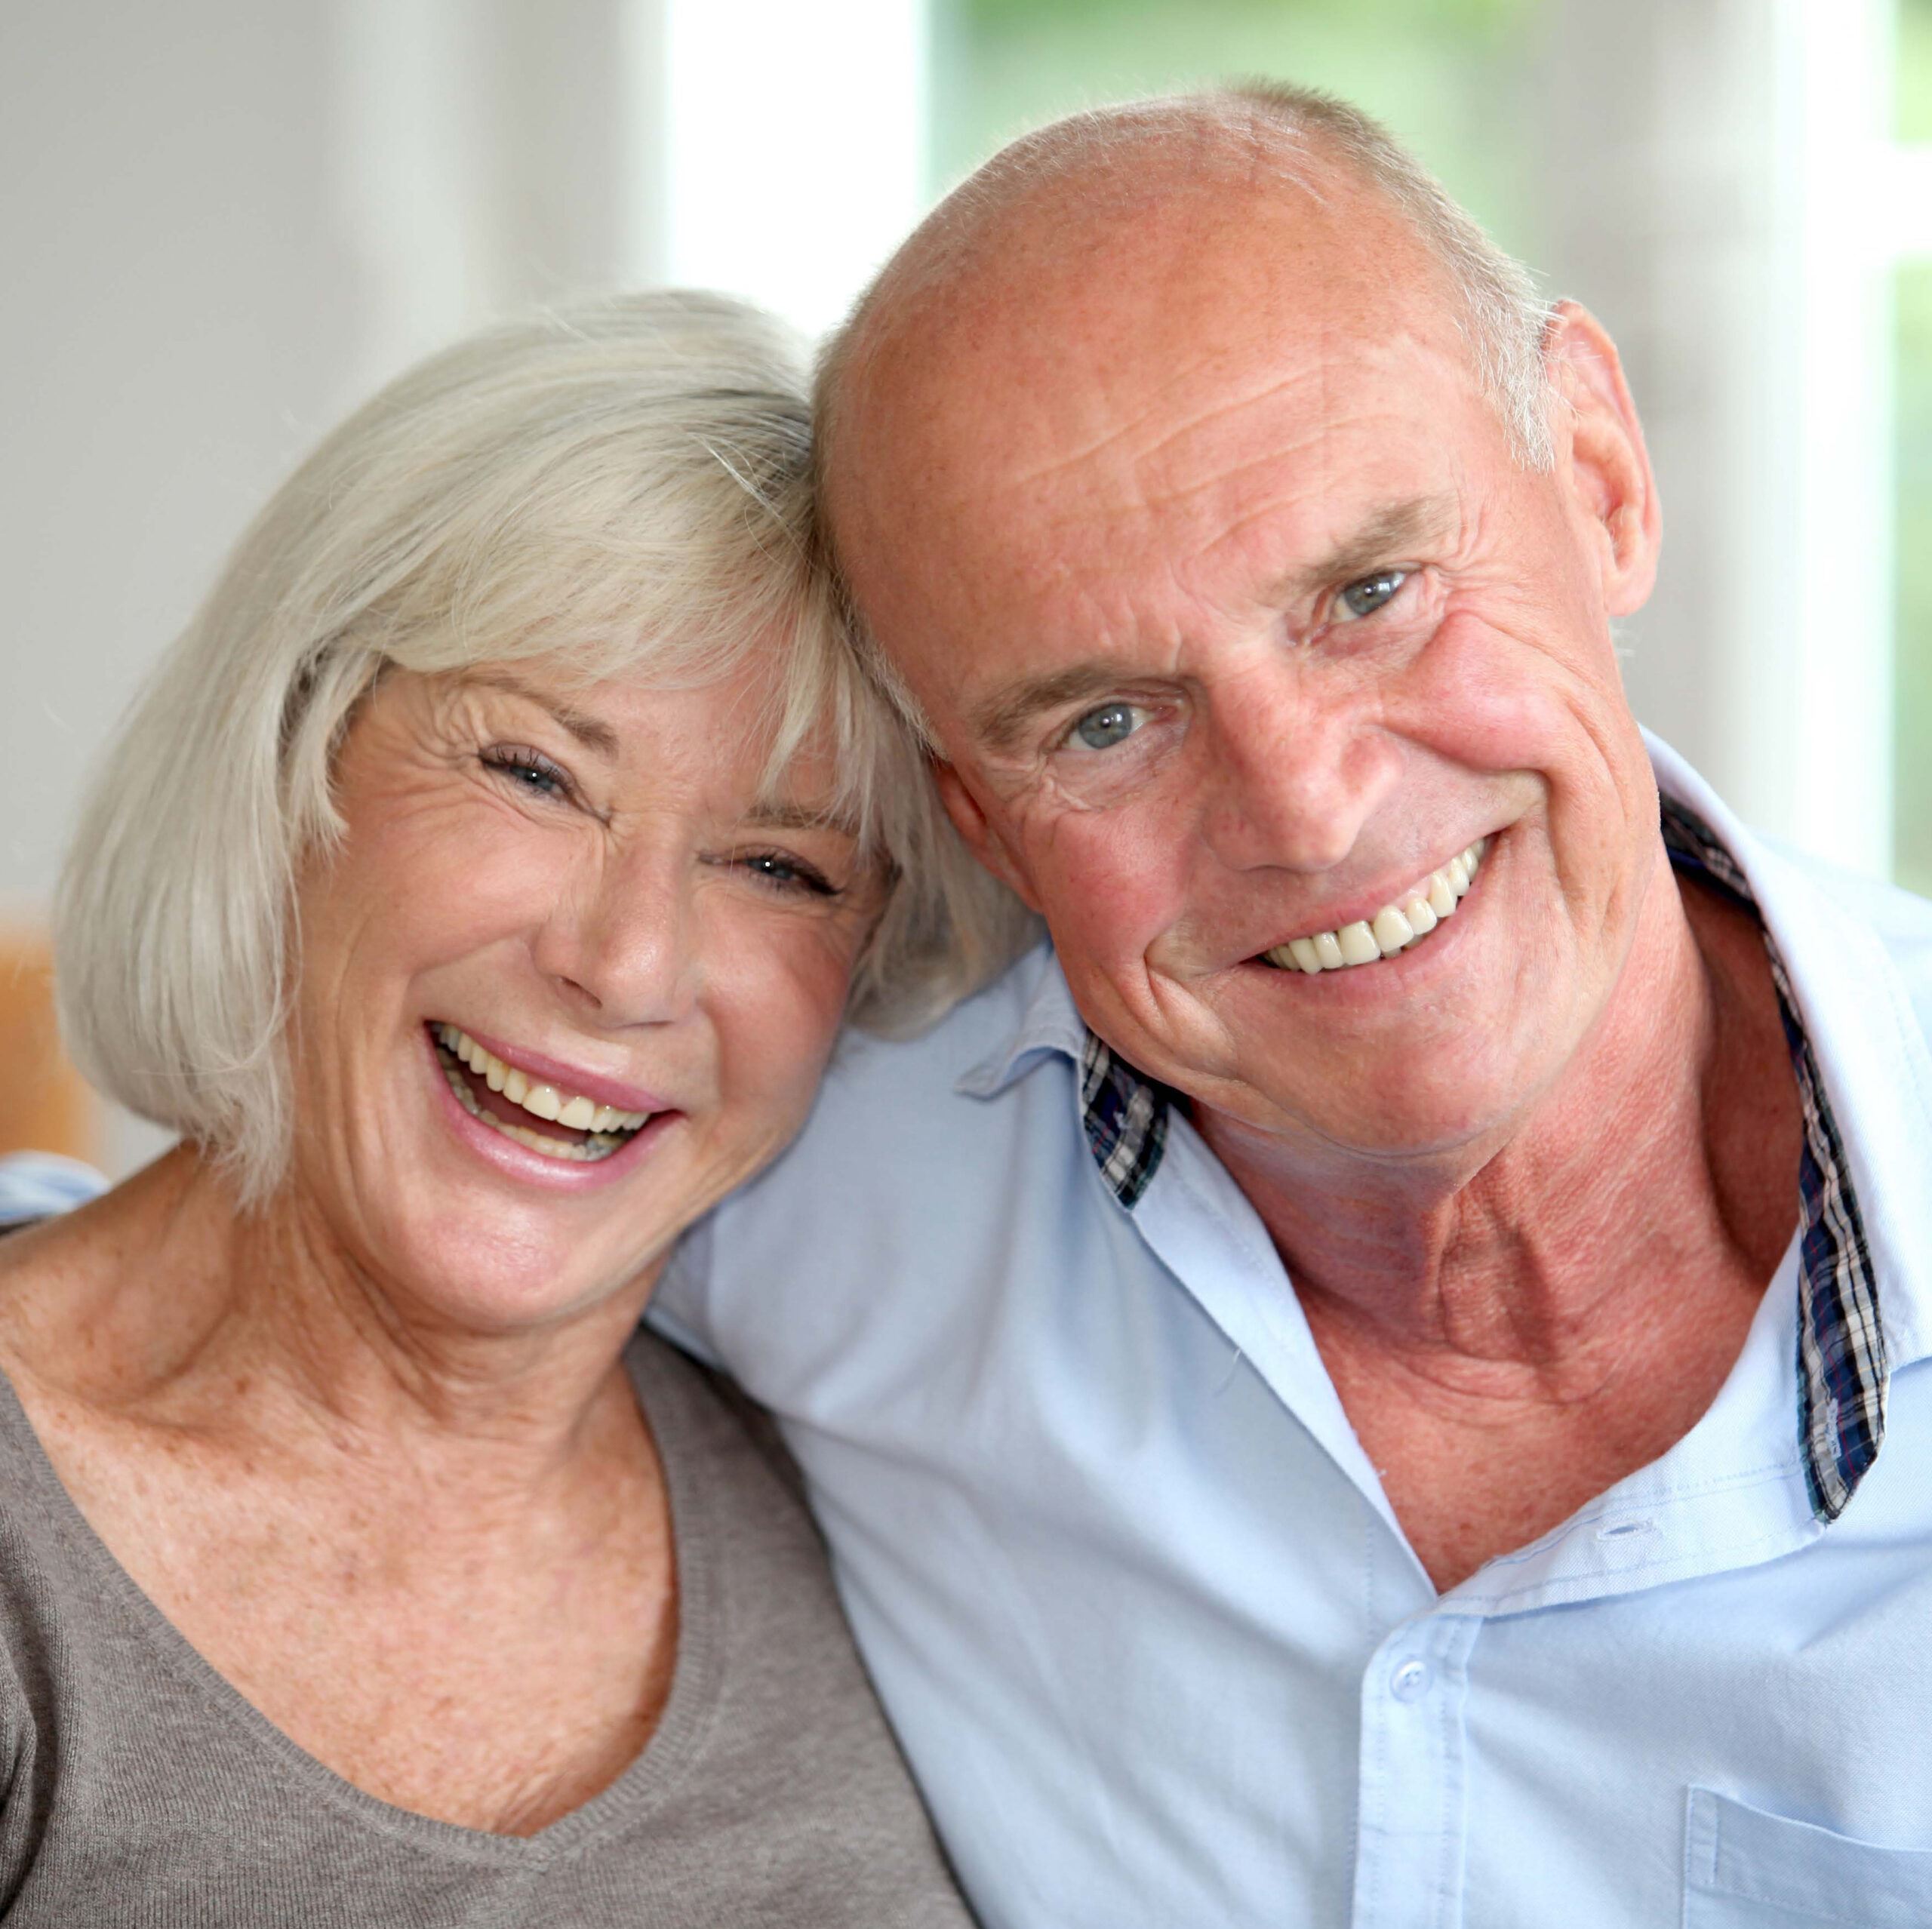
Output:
top-left (832, 178), bottom-right (1661, 1163)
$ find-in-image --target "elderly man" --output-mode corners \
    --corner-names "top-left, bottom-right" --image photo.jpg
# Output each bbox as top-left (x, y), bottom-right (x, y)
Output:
top-left (658, 84), bottom-right (1932, 1927)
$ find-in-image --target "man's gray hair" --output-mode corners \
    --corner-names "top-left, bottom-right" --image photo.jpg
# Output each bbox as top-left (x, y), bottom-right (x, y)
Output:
top-left (815, 85), bottom-right (1555, 743)
top-left (57, 291), bottom-right (1033, 1204)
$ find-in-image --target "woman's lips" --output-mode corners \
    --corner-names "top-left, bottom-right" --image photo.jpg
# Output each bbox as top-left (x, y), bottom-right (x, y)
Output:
top-left (423, 1026), bottom-right (675, 1188)
top-left (438, 1020), bottom-right (671, 1115)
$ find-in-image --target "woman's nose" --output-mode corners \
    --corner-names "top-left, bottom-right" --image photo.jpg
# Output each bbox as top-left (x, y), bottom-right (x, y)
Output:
top-left (531, 844), bottom-right (701, 1027)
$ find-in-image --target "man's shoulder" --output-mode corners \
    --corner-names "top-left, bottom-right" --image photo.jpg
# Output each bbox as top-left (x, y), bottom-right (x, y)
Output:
top-left (655, 940), bottom-right (1096, 1372)
top-left (817, 938), bottom-right (1070, 1127)
top-left (665, 938), bottom-right (1073, 1238)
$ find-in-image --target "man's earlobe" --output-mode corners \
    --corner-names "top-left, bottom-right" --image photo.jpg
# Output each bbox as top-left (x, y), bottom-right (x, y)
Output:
top-left (932, 760), bottom-right (1044, 914)
top-left (1548, 300), bottom-right (1661, 618)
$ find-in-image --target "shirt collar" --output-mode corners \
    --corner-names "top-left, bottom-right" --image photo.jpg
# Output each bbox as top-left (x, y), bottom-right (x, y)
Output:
top-left (956, 737), bottom-right (1922, 1524)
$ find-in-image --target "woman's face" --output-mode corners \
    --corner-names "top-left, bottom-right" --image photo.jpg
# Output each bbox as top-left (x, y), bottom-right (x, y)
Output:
top-left (284, 658), bottom-right (882, 1332)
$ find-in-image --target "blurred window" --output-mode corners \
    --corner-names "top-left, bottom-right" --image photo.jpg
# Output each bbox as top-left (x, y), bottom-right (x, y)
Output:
top-left (1897, 2), bottom-right (1932, 894)
top-left (926, 0), bottom-right (1932, 897)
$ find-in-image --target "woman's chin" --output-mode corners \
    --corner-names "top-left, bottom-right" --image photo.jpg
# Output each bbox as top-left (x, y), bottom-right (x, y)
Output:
top-left (372, 1208), bottom-right (663, 1334)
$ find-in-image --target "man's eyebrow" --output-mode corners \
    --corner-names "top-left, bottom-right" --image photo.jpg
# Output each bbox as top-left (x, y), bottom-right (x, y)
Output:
top-left (964, 495), bottom-right (1460, 756)
top-left (1268, 494), bottom-right (1459, 603)
top-left (970, 664), bottom-right (1141, 756)
top-left (466, 669), bottom-right (620, 758)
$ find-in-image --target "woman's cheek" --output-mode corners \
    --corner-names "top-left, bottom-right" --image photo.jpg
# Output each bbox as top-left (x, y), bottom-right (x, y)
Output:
top-left (712, 910), bottom-right (859, 1111)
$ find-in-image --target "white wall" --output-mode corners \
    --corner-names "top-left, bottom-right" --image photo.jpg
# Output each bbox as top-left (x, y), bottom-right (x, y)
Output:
top-left (0, 0), bottom-right (924, 1174)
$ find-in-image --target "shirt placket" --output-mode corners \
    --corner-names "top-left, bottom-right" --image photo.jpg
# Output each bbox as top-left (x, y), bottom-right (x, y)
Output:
top-left (1351, 1609), bottom-right (1482, 1929)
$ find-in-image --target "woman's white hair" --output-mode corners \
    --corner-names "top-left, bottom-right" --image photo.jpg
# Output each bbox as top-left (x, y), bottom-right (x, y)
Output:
top-left (57, 290), bottom-right (1034, 1204)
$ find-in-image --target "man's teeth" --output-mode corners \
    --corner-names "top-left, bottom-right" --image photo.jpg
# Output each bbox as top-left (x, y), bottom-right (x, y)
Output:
top-left (432, 1023), bottom-right (650, 1161)
top-left (1263, 838), bottom-right (1490, 974)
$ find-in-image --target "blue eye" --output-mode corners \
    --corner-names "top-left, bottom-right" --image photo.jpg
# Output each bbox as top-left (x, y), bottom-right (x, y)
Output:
top-left (740, 851), bottom-right (837, 897)
top-left (1336, 569), bottom-right (1409, 621)
top-left (482, 745), bottom-right (573, 800)
top-left (1072, 703), bottom-right (1143, 750)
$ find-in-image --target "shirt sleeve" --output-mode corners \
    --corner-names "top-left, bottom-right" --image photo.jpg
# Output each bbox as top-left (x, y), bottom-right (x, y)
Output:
top-left (0, 1153), bottom-right (107, 1230)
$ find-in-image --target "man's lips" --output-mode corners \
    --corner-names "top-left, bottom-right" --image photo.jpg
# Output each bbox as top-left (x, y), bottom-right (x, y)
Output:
top-left (1251, 835), bottom-right (1492, 974)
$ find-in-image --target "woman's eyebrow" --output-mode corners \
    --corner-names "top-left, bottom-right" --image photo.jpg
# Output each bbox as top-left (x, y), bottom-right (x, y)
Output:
top-left (747, 798), bottom-right (861, 837)
top-left (466, 669), bottom-right (620, 758)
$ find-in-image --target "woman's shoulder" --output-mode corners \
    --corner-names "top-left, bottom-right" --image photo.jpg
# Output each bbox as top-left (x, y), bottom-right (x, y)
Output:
top-left (614, 1328), bottom-right (974, 1921)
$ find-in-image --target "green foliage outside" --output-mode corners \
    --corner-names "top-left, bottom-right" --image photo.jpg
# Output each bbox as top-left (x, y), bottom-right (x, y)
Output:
top-left (1901, 0), bottom-right (1932, 139)
top-left (928, 0), bottom-right (1545, 259)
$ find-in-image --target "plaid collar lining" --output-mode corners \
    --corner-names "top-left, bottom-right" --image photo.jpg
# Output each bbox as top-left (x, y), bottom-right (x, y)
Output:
top-left (1657, 798), bottom-right (1885, 1518)
top-left (1078, 798), bottom-right (1887, 1523)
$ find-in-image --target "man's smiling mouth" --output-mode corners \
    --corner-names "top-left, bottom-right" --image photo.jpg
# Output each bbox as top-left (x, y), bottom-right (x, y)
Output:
top-left (1257, 837), bottom-right (1490, 974)
top-left (430, 1023), bottom-right (654, 1162)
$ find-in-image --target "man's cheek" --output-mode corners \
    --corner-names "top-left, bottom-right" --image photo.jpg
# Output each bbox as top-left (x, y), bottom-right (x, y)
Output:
top-left (1038, 832), bottom-right (1185, 966)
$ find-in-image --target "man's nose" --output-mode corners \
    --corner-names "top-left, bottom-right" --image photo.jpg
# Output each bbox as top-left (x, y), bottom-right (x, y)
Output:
top-left (531, 842), bottom-right (701, 1028)
top-left (1196, 668), bottom-right (1400, 873)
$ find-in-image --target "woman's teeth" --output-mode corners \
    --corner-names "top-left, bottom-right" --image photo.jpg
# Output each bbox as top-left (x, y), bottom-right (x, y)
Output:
top-left (432, 1023), bottom-right (650, 1162)
top-left (1262, 838), bottom-right (1490, 974)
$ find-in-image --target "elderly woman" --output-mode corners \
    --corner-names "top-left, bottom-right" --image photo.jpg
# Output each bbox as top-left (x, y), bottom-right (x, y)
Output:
top-left (0, 293), bottom-right (1023, 1922)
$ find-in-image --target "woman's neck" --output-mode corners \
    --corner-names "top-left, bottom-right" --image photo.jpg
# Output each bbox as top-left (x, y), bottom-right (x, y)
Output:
top-left (0, 1145), bottom-right (662, 1494)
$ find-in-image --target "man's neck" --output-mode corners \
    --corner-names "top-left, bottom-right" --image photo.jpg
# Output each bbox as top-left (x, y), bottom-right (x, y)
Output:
top-left (1196, 851), bottom-right (1795, 1376)
top-left (1191, 850), bottom-right (1803, 1586)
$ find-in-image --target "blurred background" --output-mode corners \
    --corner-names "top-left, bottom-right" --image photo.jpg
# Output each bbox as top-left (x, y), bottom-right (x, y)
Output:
top-left (2, 0), bottom-right (1928, 1175)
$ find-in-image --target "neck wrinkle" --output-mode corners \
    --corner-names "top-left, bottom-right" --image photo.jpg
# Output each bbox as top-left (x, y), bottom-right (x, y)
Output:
top-left (32, 1145), bottom-right (660, 1501)
top-left (1194, 845), bottom-right (1742, 1386)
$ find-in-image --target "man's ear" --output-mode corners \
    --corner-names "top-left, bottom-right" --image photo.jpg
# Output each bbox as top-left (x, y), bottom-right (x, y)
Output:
top-left (1546, 300), bottom-right (1660, 618)
top-left (932, 758), bottom-right (1044, 915)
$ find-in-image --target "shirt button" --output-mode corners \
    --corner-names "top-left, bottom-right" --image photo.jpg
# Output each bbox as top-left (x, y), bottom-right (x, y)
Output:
top-left (1390, 1660), bottom-right (1431, 1703)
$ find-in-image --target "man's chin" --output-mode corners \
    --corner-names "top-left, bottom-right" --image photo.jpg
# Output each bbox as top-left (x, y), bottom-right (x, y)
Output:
top-left (1191, 1051), bottom-right (1542, 1170)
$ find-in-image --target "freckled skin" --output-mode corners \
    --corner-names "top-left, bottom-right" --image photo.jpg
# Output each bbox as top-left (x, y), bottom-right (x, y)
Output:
top-left (0, 658), bottom-right (882, 1831)
top-left (826, 129), bottom-right (1803, 1589)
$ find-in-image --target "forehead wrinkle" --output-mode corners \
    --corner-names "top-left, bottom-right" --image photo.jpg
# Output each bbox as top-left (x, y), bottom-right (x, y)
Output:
top-left (1001, 358), bottom-right (1324, 495)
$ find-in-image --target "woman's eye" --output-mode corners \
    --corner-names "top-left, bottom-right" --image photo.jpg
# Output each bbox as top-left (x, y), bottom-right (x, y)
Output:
top-left (1334, 568), bottom-right (1410, 622)
top-left (1069, 702), bottom-right (1145, 752)
top-left (740, 851), bottom-right (837, 898)
top-left (481, 746), bottom-right (572, 801)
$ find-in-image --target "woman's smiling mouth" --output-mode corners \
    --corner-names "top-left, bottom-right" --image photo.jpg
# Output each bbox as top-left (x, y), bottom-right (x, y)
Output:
top-left (430, 1023), bottom-right (656, 1163)
top-left (1257, 836), bottom-right (1490, 974)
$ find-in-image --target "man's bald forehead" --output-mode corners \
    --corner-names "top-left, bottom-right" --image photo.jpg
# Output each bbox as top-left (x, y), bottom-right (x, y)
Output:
top-left (814, 85), bottom-right (1554, 493)
top-left (820, 93), bottom-right (1348, 439)
top-left (880, 96), bottom-right (1324, 301)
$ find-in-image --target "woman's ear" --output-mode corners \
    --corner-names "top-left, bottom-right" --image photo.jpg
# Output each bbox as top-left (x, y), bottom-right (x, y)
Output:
top-left (1546, 300), bottom-right (1661, 618)
top-left (931, 759), bottom-right (1044, 914)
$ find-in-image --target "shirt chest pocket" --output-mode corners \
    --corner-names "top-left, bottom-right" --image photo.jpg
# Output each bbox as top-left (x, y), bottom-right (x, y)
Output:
top-left (1686, 1789), bottom-right (1932, 1927)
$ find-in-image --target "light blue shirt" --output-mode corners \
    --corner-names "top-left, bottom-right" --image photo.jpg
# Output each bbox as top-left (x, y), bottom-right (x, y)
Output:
top-left (0, 1152), bottom-right (106, 1229)
top-left (655, 741), bottom-right (1932, 1929)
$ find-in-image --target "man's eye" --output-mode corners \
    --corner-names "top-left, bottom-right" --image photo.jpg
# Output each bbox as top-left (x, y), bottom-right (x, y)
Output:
top-left (1334, 568), bottom-right (1410, 621)
top-left (1069, 702), bottom-right (1144, 751)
